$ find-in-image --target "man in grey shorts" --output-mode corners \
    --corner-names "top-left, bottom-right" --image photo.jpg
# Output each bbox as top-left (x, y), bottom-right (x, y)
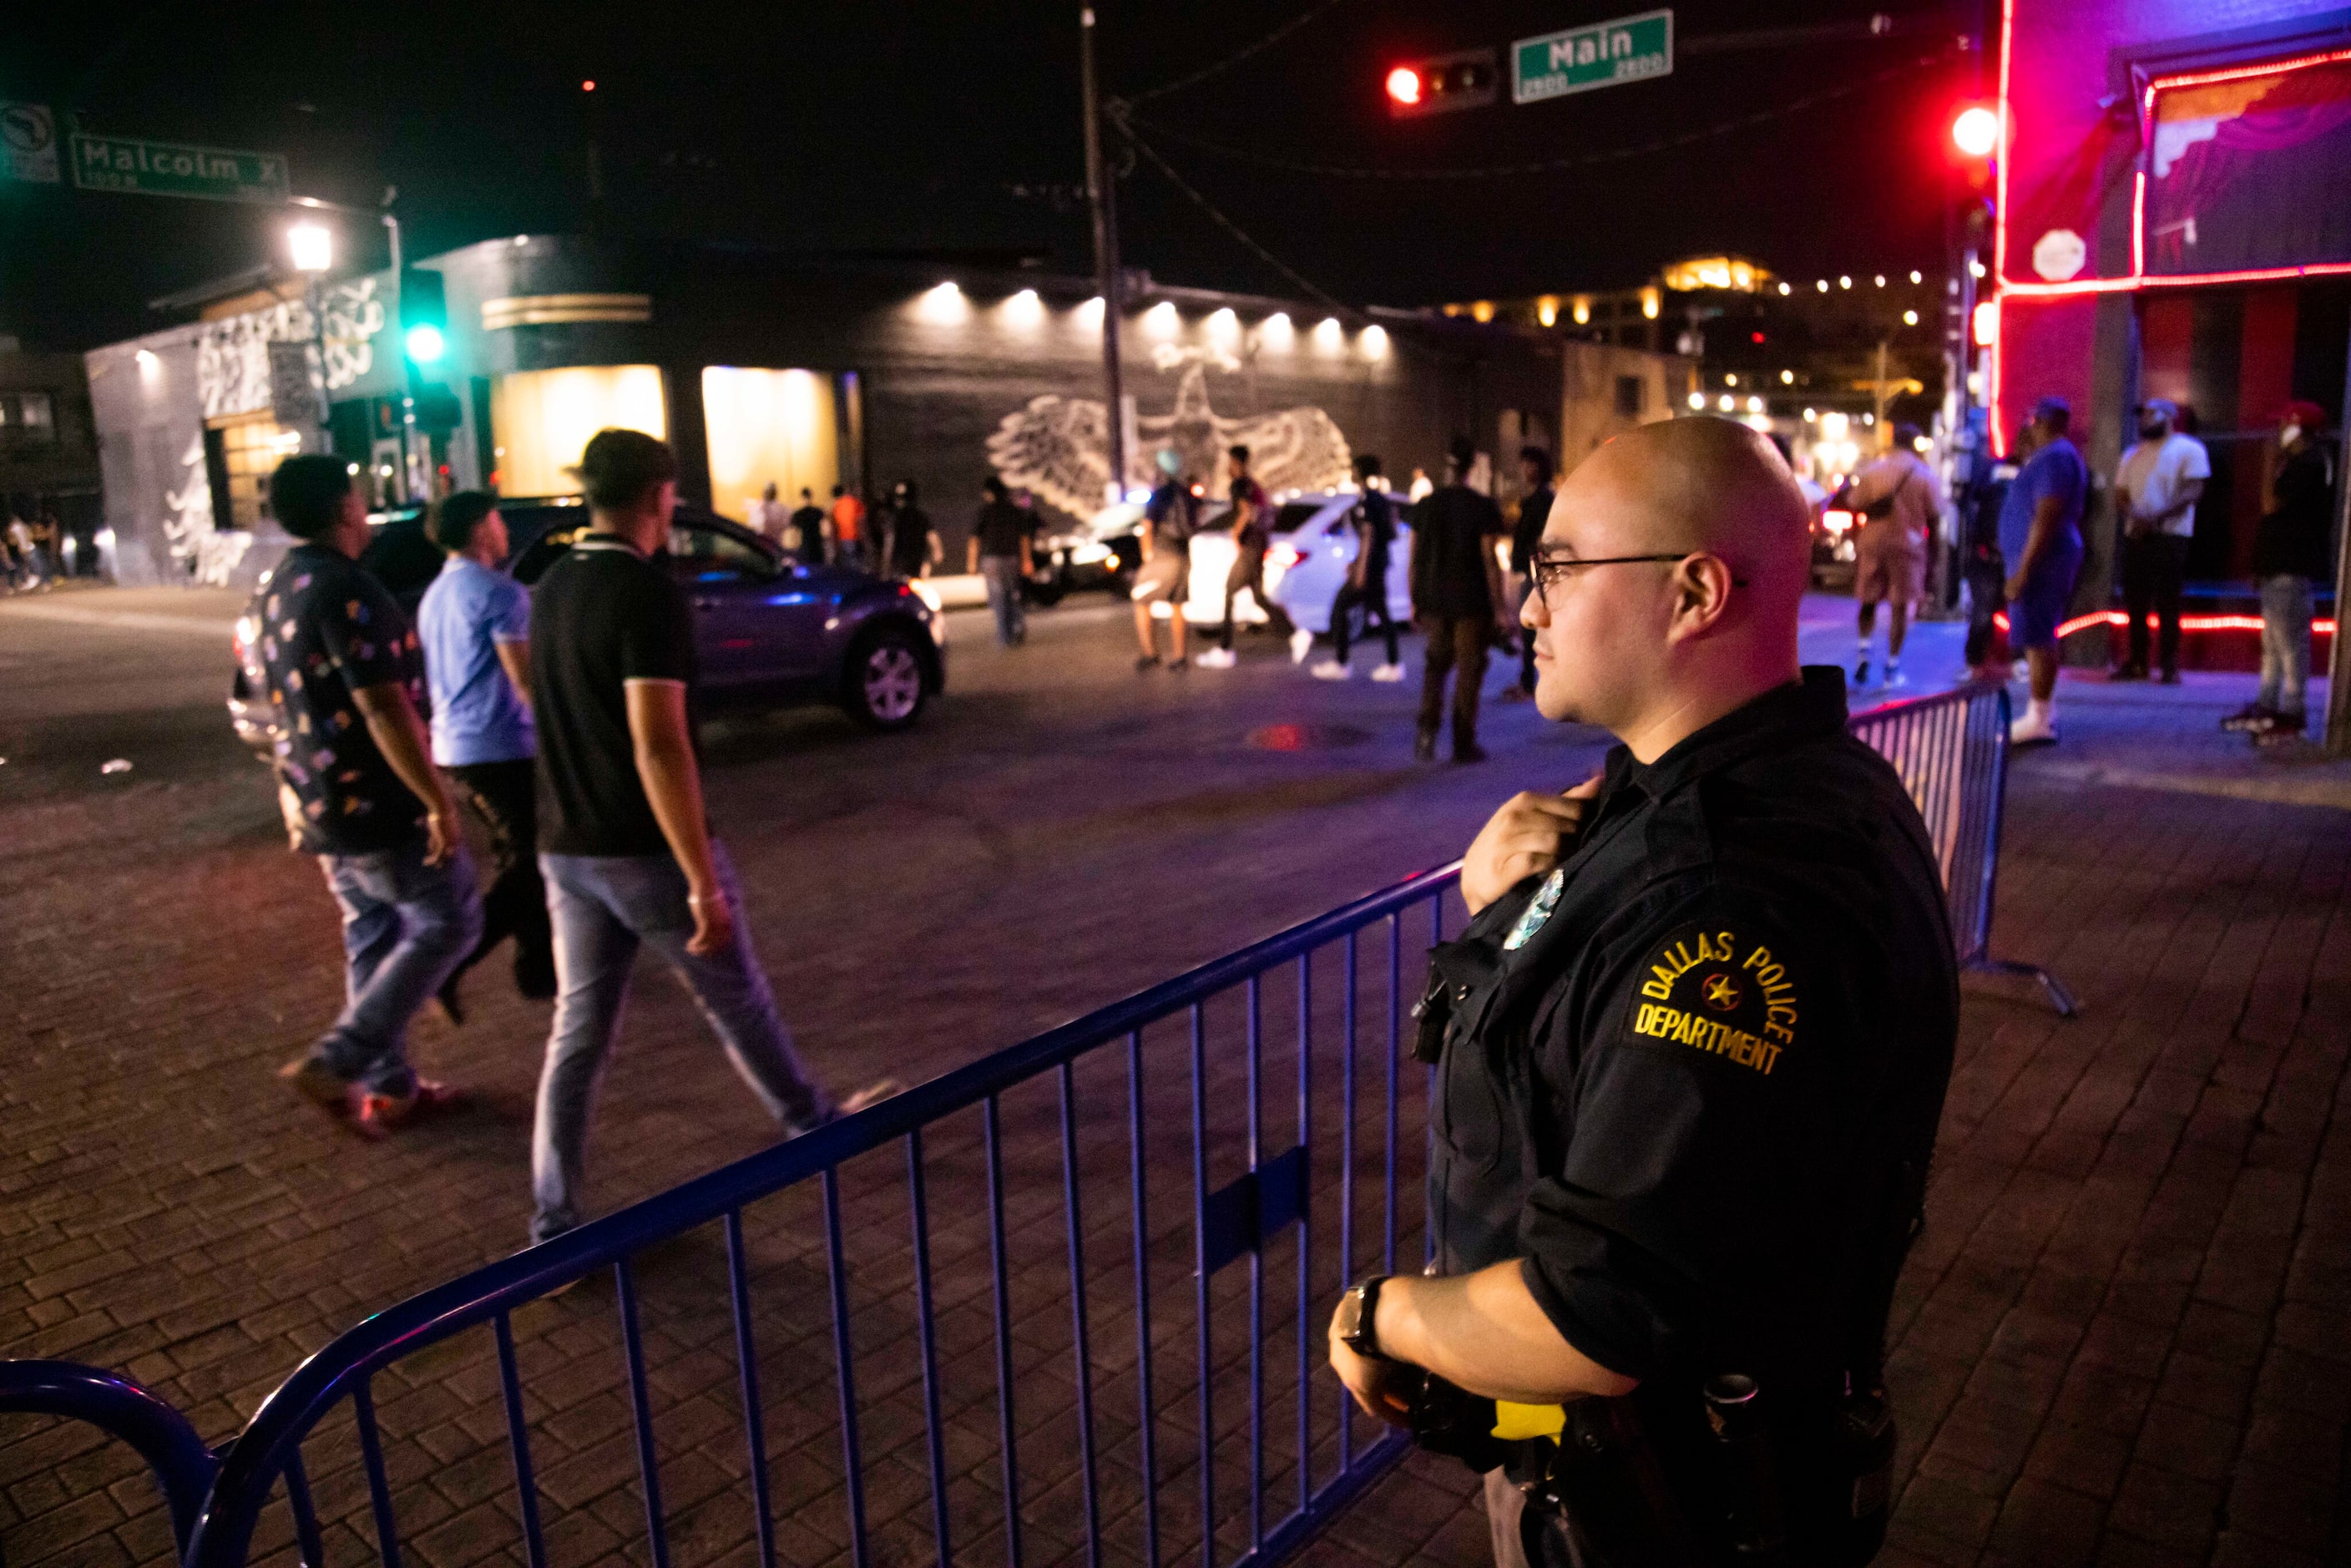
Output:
top-left (1131, 448), bottom-right (1195, 671)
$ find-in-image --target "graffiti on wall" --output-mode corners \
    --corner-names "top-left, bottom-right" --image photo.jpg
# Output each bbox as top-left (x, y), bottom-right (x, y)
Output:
top-left (195, 278), bottom-right (386, 421)
top-left (988, 346), bottom-right (1352, 519)
top-left (161, 433), bottom-right (251, 585)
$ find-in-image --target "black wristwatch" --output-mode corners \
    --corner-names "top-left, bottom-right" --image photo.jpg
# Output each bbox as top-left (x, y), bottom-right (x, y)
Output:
top-left (1337, 1275), bottom-right (1391, 1360)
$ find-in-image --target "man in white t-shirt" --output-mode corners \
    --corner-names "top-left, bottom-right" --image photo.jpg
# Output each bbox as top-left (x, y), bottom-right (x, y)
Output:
top-left (746, 482), bottom-right (787, 545)
top-left (2111, 398), bottom-right (2208, 682)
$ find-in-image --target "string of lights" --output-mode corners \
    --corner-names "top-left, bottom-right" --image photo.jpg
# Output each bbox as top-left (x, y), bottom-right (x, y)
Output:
top-left (1117, 121), bottom-right (1356, 316)
top-left (1122, 0), bottom-right (1358, 107)
top-left (1120, 48), bottom-right (1953, 182)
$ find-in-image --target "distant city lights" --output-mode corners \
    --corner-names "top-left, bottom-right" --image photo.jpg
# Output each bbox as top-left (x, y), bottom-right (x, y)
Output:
top-left (1688, 391), bottom-right (1706, 410)
top-left (1780, 370), bottom-right (1794, 384)
top-left (1903, 309), bottom-right (1919, 326)
top-left (1909, 270), bottom-right (1924, 285)
top-left (1716, 394), bottom-right (1734, 411)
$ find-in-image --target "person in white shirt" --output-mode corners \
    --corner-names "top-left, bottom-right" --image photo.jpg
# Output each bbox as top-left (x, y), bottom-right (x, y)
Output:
top-left (2111, 398), bottom-right (2208, 682)
top-left (746, 482), bottom-right (787, 545)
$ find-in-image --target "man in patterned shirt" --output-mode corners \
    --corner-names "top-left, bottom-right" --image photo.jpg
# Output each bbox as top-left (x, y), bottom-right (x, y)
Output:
top-left (255, 453), bottom-right (481, 1137)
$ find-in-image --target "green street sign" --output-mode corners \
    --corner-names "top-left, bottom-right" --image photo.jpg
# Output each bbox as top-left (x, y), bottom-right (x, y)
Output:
top-left (1512, 9), bottom-right (1674, 104)
top-left (69, 134), bottom-right (288, 203)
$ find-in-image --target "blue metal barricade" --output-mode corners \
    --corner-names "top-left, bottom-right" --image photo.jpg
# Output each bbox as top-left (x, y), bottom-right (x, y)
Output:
top-left (2, 680), bottom-right (2067, 1568)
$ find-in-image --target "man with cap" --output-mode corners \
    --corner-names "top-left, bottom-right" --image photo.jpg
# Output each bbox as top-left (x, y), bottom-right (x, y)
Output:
top-left (2111, 397), bottom-right (2210, 683)
top-left (1132, 448), bottom-right (1195, 670)
top-left (2000, 398), bottom-right (2091, 746)
top-left (2227, 401), bottom-right (2335, 739)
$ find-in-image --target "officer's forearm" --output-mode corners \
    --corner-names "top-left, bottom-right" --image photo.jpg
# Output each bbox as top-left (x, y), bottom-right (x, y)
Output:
top-left (1377, 1262), bottom-right (1638, 1404)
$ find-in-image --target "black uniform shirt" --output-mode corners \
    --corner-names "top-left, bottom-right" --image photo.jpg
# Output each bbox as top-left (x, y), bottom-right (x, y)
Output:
top-left (1411, 484), bottom-right (1505, 618)
top-left (1429, 668), bottom-right (1956, 1399)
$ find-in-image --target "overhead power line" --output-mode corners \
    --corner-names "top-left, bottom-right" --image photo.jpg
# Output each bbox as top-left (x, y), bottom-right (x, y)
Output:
top-left (1117, 123), bottom-right (1353, 314)
top-left (1124, 0), bottom-right (1356, 106)
top-left (1123, 47), bottom-right (1954, 182)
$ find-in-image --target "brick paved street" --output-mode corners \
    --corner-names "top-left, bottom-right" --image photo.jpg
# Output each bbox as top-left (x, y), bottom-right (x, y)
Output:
top-left (3, 589), bottom-right (2348, 1567)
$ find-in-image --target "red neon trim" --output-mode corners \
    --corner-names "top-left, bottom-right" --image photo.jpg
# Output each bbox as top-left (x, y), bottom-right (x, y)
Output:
top-left (1999, 258), bottom-right (2351, 300)
top-left (2148, 44), bottom-right (2351, 93)
top-left (1990, 609), bottom-right (2340, 639)
top-left (2131, 170), bottom-right (2146, 277)
top-left (1990, 0), bottom-right (2014, 453)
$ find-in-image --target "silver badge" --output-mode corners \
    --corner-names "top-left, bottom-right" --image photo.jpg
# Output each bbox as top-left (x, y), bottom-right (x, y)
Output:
top-left (1502, 867), bottom-right (1566, 952)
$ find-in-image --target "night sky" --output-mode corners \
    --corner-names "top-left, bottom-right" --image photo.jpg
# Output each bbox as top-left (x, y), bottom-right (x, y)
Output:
top-left (4, 0), bottom-right (1979, 351)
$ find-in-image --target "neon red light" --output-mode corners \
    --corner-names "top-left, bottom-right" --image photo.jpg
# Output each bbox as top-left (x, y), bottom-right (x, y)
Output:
top-left (1385, 66), bottom-right (1423, 106)
top-left (1990, 609), bottom-right (2341, 640)
top-left (2148, 45), bottom-right (2351, 94)
top-left (1972, 299), bottom-right (1998, 347)
top-left (2131, 170), bottom-right (2145, 277)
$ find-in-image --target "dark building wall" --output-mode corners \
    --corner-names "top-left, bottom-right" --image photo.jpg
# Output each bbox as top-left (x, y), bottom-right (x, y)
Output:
top-left (425, 237), bottom-right (1564, 555)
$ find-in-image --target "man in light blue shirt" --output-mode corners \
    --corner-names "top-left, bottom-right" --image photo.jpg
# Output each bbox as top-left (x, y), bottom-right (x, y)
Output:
top-left (420, 491), bottom-right (555, 1009)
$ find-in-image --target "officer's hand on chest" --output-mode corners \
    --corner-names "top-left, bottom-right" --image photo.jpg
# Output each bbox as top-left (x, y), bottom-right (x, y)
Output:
top-left (1461, 774), bottom-right (1603, 916)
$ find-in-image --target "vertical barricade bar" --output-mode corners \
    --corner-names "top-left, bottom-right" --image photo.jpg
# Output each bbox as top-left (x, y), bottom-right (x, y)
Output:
top-left (907, 1130), bottom-right (953, 1568)
top-left (1059, 1061), bottom-right (1105, 1568)
top-left (823, 1169), bottom-right (872, 1568)
top-left (614, 1256), bottom-right (673, 1568)
top-left (1190, 1002), bottom-right (1216, 1568)
top-left (983, 1096), bottom-right (1024, 1568)
top-left (1426, 895), bottom-right (1443, 1272)
top-left (1295, 951), bottom-right (1312, 1516)
top-left (281, 1445), bottom-right (328, 1568)
top-left (493, 1311), bottom-right (550, 1568)
top-left (1338, 931), bottom-right (1358, 1468)
top-left (1245, 973), bottom-right (1264, 1552)
top-left (351, 1377), bottom-right (402, 1568)
top-left (1127, 1032), bottom-right (1162, 1568)
top-left (722, 1212), bottom-right (778, 1568)
top-left (1383, 913), bottom-right (1400, 1279)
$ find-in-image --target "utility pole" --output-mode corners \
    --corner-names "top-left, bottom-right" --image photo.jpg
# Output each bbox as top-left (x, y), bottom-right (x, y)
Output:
top-left (1080, 5), bottom-right (1128, 503)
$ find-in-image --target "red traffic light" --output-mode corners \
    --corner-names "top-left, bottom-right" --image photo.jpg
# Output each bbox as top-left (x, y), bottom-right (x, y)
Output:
top-left (1384, 47), bottom-right (1498, 118)
top-left (1951, 105), bottom-right (1999, 158)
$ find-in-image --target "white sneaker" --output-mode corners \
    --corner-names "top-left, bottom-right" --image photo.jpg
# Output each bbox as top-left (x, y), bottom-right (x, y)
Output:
top-left (1883, 665), bottom-right (1908, 689)
top-left (1370, 663), bottom-right (1406, 683)
top-left (2010, 711), bottom-right (2058, 747)
top-left (1289, 627), bottom-right (1314, 664)
top-left (1194, 647), bottom-right (1236, 669)
top-left (1310, 659), bottom-right (1351, 680)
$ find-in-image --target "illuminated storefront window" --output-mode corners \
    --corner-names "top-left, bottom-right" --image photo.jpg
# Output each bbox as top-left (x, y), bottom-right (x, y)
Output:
top-left (700, 367), bottom-right (839, 523)
top-left (489, 366), bottom-right (667, 497)
top-left (212, 414), bottom-right (307, 529)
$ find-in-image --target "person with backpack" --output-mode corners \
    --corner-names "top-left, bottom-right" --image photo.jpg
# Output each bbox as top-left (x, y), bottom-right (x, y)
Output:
top-left (1843, 424), bottom-right (1944, 689)
top-left (1131, 448), bottom-right (1196, 670)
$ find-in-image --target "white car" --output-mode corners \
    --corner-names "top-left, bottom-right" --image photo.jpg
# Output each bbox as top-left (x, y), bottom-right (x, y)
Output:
top-left (1263, 493), bottom-right (1414, 634)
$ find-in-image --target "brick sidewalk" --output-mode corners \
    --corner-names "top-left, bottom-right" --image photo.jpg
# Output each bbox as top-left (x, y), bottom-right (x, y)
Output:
top-left (3, 599), bottom-right (2348, 1567)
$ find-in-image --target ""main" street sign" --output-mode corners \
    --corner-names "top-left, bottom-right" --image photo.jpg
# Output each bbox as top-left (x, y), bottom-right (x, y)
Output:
top-left (70, 134), bottom-right (289, 204)
top-left (1512, 9), bottom-right (1674, 105)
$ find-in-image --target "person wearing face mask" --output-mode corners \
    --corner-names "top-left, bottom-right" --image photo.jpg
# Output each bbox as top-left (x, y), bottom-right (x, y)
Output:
top-left (2111, 399), bottom-right (2209, 684)
top-left (2227, 402), bottom-right (2335, 740)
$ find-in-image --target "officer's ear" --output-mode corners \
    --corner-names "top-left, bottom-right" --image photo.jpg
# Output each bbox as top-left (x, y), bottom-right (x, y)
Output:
top-left (1667, 553), bottom-right (1739, 640)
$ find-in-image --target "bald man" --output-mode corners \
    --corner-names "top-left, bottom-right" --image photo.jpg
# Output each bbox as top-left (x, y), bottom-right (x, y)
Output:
top-left (1327, 418), bottom-right (1956, 1565)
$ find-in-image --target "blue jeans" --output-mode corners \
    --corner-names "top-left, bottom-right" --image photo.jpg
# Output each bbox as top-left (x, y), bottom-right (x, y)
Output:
top-left (312, 834), bottom-right (482, 1097)
top-left (2257, 574), bottom-right (2313, 718)
top-left (981, 556), bottom-right (1027, 645)
top-left (533, 843), bottom-right (833, 1242)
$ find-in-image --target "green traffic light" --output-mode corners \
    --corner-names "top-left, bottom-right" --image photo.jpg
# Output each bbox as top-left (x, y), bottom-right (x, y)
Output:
top-left (404, 323), bottom-right (446, 364)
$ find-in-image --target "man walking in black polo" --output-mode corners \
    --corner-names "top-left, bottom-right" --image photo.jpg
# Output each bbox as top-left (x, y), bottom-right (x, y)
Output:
top-left (1411, 438), bottom-right (1509, 762)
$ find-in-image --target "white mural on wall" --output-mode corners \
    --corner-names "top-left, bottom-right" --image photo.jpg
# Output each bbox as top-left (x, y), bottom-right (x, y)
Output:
top-left (988, 345), bottom-right (1352, 520)
top-left (161, 433), bottom-right (251, 585)
top-left (195, 278), bottom-right (386, 420)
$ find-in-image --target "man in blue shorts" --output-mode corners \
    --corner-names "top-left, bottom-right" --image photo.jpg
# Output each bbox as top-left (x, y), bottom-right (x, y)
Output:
top-left (1998, 397), bottom-right (2089, 747)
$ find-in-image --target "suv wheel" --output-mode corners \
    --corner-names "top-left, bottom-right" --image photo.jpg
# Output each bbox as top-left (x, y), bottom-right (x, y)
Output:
top-left (844, 626), bottom-right (928, 731)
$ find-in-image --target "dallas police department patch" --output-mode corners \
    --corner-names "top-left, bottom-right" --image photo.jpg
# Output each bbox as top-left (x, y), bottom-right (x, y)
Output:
top-left (1502, 867), bottom-right (1567, 952)
top-left (1630, 925), bottom-right (1798, 1075)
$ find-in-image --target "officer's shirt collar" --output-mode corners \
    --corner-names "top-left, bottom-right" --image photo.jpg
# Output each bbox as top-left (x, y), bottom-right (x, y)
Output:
top-left (1602, 665), bottom-right (1850, 808)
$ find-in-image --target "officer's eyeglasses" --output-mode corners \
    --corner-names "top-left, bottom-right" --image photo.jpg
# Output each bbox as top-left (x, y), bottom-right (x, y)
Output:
top-left (1528, 550), bottom-right (1748, 604)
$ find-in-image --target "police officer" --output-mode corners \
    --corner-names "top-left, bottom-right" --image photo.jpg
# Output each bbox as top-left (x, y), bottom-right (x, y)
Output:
top-left (1327, 417), bottom-right (1956, 1567)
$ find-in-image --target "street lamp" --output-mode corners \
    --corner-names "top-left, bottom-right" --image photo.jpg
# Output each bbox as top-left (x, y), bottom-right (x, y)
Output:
top-left (1950, 105), bottom-right (2000, 159)
top-left (287, 221), bottom-right (333, 273)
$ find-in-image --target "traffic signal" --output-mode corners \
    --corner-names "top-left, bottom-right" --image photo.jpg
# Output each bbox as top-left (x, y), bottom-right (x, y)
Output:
top-left (403, 324), bottom-right (446, 365)
top-left (1950, 105), bottom-right (1999, 159)
top-left (1384, 47), bottom-right (1499, 118)
top-left (398, 270), bottom-right (449, 369)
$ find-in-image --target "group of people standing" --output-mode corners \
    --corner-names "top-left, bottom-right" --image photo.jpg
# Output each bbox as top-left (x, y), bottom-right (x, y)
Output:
top-left (1857, 392), bottom-right (2333, 750)
top-left (1130, 434), bottom-right (1556, 766)
top-left (253, 433), bottom-right (889, 1247)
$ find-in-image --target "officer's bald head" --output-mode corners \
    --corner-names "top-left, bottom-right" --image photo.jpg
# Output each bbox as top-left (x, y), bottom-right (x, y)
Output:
top-left (1522, 417), bottom-right (1811, 760)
